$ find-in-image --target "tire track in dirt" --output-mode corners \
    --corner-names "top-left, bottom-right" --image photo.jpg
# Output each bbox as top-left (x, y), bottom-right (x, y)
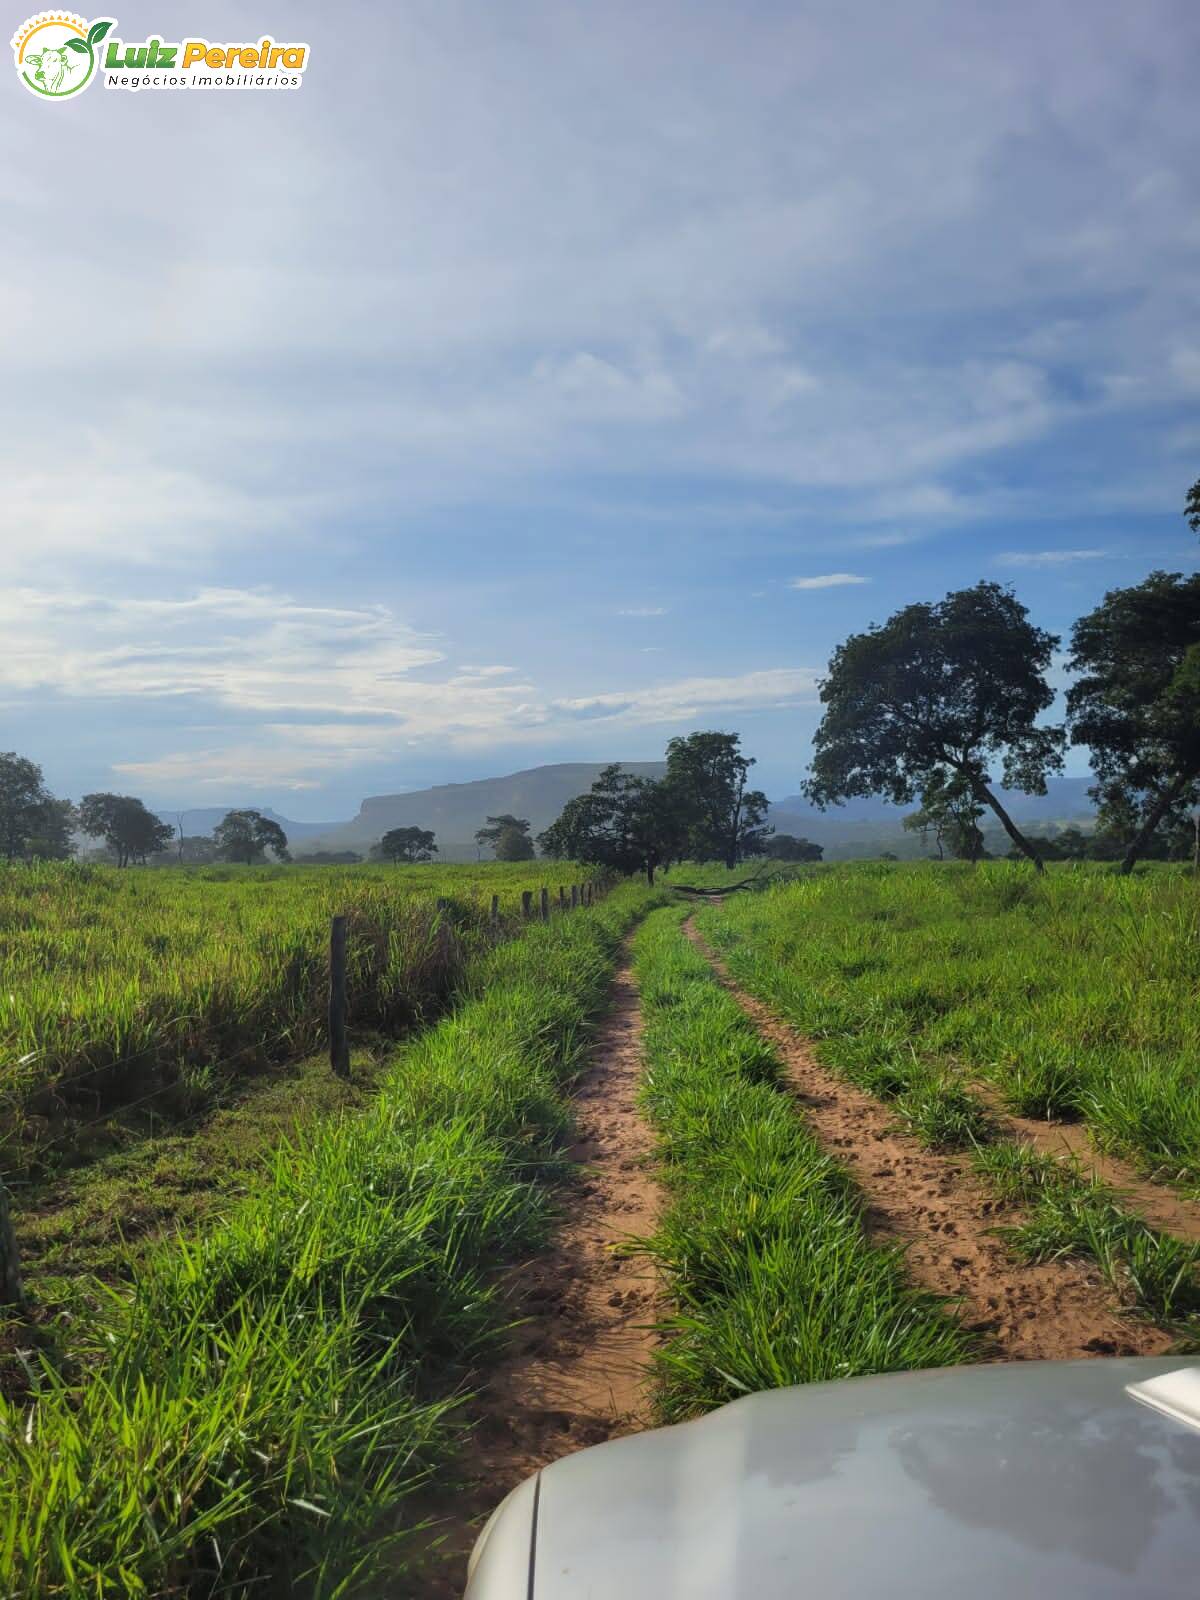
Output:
top-left (683, 916), bottom-right (1172, 1363)
top-left (416, 947), bottom-right (661, 1596)
top-left (969, 1085), bottom-right (1200, 1243)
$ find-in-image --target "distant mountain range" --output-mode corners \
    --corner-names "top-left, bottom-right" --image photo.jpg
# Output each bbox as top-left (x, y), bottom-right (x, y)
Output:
top-left (163, 806), bottom-right (338, 842)
top-left (298, 762), bottom-right (668, 860)
top-left (157, 767), bottom-right (1096, 864)
top-left (768, 777), bottom-right (1096, 861)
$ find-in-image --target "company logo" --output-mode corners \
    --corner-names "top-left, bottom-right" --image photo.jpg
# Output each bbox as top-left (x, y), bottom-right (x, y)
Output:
top-left (11, 12), bottom-right (112, 97)
top-left (11, 14), bottom-right (309, 96)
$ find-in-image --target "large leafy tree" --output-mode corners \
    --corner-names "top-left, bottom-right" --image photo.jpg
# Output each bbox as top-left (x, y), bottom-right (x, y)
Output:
top-left (538, 764), bottom-right (688, 883)
top-left (804, 582), bottom-right (1065, 871)
top-left (79, 793), bottom-right (175, 867)
top-left (213, 809), bottom-right (291, 866)
top-left (378, 826), bottom-right (437, 864)
top-left (1066, 570), bottom-right (1200, 874)
top-left (0, 752), bottom-right (73, 861)
top-left (474, 814), bottom-right (535, 861)
top-left (664, 731), bottom-right (770, 869)
top-left (1185, 473), bottom-right (1200, 537)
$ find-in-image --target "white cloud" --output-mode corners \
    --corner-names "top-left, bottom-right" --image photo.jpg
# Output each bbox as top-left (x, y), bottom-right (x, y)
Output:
top-left (0, 588), bottom-right (447, 716)
top-left (549, 668), bottom-right (819, 726)
top-left (617, 605), bottom-right (668, 616)
top-left (995, 549), bottom-right (1109, 568)
top-left (788, 573), bottom-right (869, 590)
top-left (2, 0), bottom-right (1194, 588)
top-left (2, 584), bottom-right (819, 787)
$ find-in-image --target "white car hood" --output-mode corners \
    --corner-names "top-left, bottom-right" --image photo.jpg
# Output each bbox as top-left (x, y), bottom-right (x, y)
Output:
top-left (467, 1358), bottom-right (1200, 1599)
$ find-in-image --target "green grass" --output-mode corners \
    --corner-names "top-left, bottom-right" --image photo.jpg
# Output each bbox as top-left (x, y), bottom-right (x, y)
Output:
top-left (973, 1144), bottom-right (1200, 1324)
top-left (699, 861), bottom-right (1200, 1184)
top-left (0, 880), bottom-right (663, 1598)
top-left (0, 860), bottom-right (596, 1174)
top-left (631, 907), bottom-right (970, 1422)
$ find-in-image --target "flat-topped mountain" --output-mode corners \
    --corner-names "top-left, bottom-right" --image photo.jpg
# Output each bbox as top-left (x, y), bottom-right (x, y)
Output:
top-left (304, 762), bottom-right (668, 859)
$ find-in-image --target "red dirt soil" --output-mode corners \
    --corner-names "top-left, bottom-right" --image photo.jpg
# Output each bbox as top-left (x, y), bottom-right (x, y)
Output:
top-left (414, 951), bottom-right (662, 1596)
top-left (684, 917), bottom-right (1173, 1364)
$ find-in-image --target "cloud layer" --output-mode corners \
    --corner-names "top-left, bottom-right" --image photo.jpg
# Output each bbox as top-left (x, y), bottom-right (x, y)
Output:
top-left (3, 587), bottom-right (818, 787)
top-left (3, 0), bottom-right (1196, 802)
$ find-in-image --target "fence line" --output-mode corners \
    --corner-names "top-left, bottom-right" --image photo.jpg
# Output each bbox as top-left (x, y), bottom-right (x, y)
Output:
top-left (0, 877), bottom-right (605, 1307)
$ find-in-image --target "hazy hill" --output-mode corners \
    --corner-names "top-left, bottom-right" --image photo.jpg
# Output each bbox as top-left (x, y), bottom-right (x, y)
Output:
top-left (153, 771), bottom-right (1097, 865)
top-left (767, 776), bottom-right (1097, 861)
top-left (304, 762), bottom-right (668, 860)
top-left (160, 806), bottom-right (338, 842)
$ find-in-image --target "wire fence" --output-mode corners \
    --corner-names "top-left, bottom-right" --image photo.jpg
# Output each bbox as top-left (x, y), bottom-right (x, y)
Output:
top-left (0, 878), bottom-right (601, 1308)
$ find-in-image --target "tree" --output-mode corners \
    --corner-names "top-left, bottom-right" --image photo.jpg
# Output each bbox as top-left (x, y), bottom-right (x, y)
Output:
top-left (475, 814), bottom-right (534, 861)
top-left (24, 797), bottom-right (77, 860)
top-left (0, 753), bottom-right (73, 861)
top-left (902, 771), bottom-right (987, 862)
top-left (804, 582), bottom-right (1065, 872)
top-left (538, 765), bottom-right (689, 884)
top-left (1185, 473), bottom-right (1200, 537)
top-left (378, 826), bottom-right (438, 864)
top-left (764, 833), bottom-right (823, 862)
top-left (79, 793), bottom-right (175, 867)
top-left (213, 809), bottom-right (291, 865)
top-left (1066, 571), bottom-right (1200, 874)
top-left (664, 731), bottom-right (770, 868)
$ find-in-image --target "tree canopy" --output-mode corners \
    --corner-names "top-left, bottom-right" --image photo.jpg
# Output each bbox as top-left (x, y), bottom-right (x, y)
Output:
top-left (1066, 569), bottom-right (1200, 874)
top-left (664, 730), bottom-right (770, 868)
top-left (378, 826), bottom-right (437, 864)
top-left (475, 814), bottom-right (534, 861)
top-left (764, 834), bottom-right (823, 862)
top-left (537, 764), bottom-right (687, 882)
top-left (213, 809), bottom-right (290, 866)
top-left (804, 582), bottom-right (1064, 870)
top-left (0, 753), bottom-right (74, 861)
top-left (79, 793), bottom-right (174, 867)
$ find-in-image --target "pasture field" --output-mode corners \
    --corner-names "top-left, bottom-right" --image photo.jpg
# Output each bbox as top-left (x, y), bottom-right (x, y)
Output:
top-left (0, 860), bottom-right (596, 1172)
top-left (698, 862), bottom-right (1200, 1183)
top-left (0, 878), bottom-right (663, 1598)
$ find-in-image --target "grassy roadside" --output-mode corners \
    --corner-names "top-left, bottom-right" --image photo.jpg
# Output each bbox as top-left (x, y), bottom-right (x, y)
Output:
top-left (0, 880), bottom-right (664, 1598)
top-left (0, 860), bottom-right (599, 1175)
top-left (697, 874), bottom-right (1200, 1329)
top-left (696, 862), bottom-right (1200, 1183)
top-left (631, 906), bottom-right (969, 1422)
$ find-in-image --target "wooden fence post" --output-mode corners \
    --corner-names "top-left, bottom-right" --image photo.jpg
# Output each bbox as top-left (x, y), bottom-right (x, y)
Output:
top-left (490, 893), bottom-right (500, 926)
top-left (584, 882), bottom-right (592, 906)
top-left (521, 890), bottom-right (533, 920)
top-left (0, 1177), bottom-right (23, 1310)
top-left (559, 886), bottom-right (567, 910)
top-left (540, 887), bottom-right (549, 921)
top-left (329, 914), bottom-right (350, 1080)
top-left (571, 883), bottom-right (579, 909)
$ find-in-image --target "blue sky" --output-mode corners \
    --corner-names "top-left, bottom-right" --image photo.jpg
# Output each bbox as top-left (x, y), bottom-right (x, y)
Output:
top-left (4, 0), bottom-right (1198, 815)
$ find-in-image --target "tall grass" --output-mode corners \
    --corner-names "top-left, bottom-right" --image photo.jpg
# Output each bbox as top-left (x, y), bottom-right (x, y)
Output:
top-left (0, 860), bottom-right (594, 1169)
top-left (631, 907), bottom-right (969, 1421)
top-left (700, 862), bottom-right (1200, 1185)
top-left (0, 880), bottom-right (661, 1597)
